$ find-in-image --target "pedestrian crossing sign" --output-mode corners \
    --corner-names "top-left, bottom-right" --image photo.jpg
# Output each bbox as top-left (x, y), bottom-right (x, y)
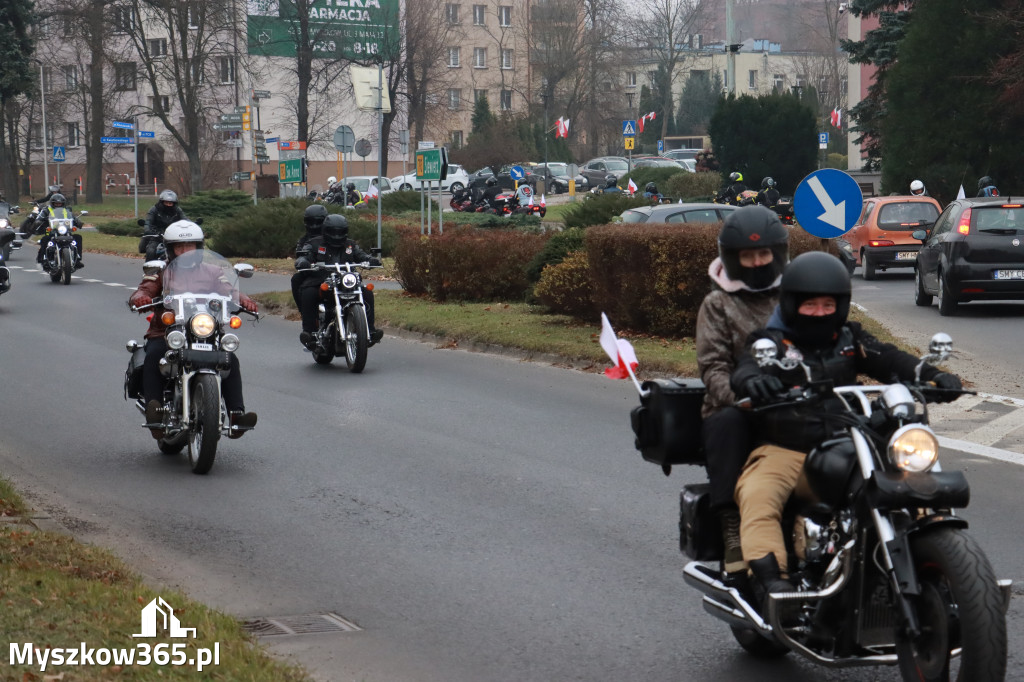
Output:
top-left (52, 146), bottom-right (66, 163)
top-left (622, 120), bottom-right (636, 136)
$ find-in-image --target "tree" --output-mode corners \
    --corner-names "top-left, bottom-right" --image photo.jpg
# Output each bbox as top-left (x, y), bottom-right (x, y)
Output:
top-left (676, 70), bottom-right (721, 136)
top-left (471, 93), bottom-right (496, 135)
top-left (0, 0), bottom-right (35, 199)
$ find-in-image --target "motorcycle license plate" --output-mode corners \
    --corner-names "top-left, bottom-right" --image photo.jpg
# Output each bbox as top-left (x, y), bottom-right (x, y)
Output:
top-left (191, 342), bottom-right (213, 351)
top-left (895, 251), bottom-right (917, 261)
top-left (994, 269), bottom-right (1024, 280)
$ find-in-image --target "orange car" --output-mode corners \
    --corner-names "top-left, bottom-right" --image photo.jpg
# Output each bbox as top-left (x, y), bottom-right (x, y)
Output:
top-left (845, 195), bottom-right (942, 279)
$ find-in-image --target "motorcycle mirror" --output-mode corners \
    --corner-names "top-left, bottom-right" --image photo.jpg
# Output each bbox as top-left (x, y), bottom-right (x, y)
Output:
top-left (371, 247), bottom-right (382, 257)
top-left (928, 333), bottom-right (953, 360)
top-left (137, 219), bottom-right (146, 226)
top-left (233, 263), bottom-right (255, 278)
top-left (79, 210), bottom-right (89, 216)
top-left (142, 260), bottom-right (166, 276)
top-left (752, 338), bottom-right (778, 366)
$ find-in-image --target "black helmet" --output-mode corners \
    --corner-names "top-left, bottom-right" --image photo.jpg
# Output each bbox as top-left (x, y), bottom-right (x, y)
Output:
top-left (729, 172), bottom-right (743, 183)
top-left (50, 193), bottom-right (66, 208)
top-left (718, 205), bottom-right (789, 290)
top-left (485, 177), bottom-right (498, 187)
top-left (645, 182), bottom-right (658, 193)
top-left (761, 176), bottom-right (775, 189)
top-left (605, 174), bottom-right (617, 188)
top-left (322, 214), bottom-right (349, 247)
top-left (346, 182), bottom-right (356, 191)
top-left (303, 204), bottom-right (328, 235)
top-left (779, 251), bottom-right (851, 346)
top-left (978, 175), bottom-right (994, 190)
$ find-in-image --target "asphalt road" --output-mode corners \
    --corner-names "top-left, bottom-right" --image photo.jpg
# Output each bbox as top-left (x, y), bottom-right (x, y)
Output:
top-left (1, 251), bottom-right (1021, 681)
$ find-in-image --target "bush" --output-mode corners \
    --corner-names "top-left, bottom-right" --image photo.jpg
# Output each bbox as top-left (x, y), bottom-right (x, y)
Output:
top-left (562, 193), bottom-right (650, 228)
top-left (442, 211), bottom-right (542, 229)
top-left (380, 190), bottom-right (439, 213)
top-left (179, 189), bottom-right (254, 221)
top-left (95, 218), bottom-right (143, 236)
top-left (616, 167), bottom-right (684, 195)
top-left (525, 227), bottom-right (585, 283)
top-left (393, 226), bottom-right (548, 302)
top-left (533, 251), bottom-right (596, 319)
top-left (663, 171), bottom-right (723, 202)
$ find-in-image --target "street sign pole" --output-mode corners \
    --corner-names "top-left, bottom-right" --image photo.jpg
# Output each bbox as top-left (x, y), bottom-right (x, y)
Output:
top-left (133, 115), bottom-right (139, 218)
top-left (376, 60), bottom-right (383, 251)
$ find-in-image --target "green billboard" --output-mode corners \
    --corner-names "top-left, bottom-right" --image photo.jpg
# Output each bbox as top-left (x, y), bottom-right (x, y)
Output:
top-left (247, 0), bottom-right (400, 60)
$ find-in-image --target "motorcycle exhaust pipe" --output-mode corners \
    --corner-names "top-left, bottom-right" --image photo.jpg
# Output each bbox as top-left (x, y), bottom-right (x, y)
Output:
top-left (683, 563), bottom-right (771, 634)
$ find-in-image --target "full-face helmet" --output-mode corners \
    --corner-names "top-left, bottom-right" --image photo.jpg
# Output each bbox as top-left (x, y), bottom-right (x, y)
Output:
top-left (50, 193), bottom-right (66, 208)
top-left (778, 251), bottom-right (851, 346)
top-left (718, 205), bottom-right (789, 290)
top-left (322, 214), bottom-right (349, 247)
top-left (729, 172), bottom-right (744, 183)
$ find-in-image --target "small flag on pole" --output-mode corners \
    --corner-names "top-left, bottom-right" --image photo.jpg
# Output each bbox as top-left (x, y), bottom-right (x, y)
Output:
top-left (555, 117), bottom-right (571, 138)
top-left (830, 107), bottom-right (842, 128)
top-left (638, 111), bottom-right (657, 134)
top-left (956, 184), bottom-right (966, 200)
top-left (599, 313), bottom-right (639, 384)
top-left (627, 178), bottom-right (638, 195)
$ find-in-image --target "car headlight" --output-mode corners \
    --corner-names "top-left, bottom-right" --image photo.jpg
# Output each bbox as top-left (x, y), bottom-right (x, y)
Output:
top-left (887, 425), bottom-right (939, 472)
top-left (190, 313), bottom-right (216, 338)
top-left (341, 273), bottom-right (358, 289)
top-left (166, 330), bottom-right (187, 349)
top-left (221, 333), bottom-right (240, 352)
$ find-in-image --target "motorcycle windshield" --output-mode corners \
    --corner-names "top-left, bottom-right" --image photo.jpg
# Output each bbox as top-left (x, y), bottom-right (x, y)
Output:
top-left (162, 249), bottom-right (240, 319)
top-left (0, 202), bottom-right (10, 220)
top-left (50, 218), bottom-right (74, 235)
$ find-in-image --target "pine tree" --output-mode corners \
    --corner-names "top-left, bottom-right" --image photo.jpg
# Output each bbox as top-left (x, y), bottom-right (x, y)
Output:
top-left (470, 94), bottom-right (496, 136)
top-left (0, 0), bottom-right (35, 199)
top-left (676, 71), bottom-right (722, 137)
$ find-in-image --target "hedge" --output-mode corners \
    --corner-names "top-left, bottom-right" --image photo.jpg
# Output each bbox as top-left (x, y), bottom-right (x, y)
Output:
top-left (562, 193), bottom-right (650, 228)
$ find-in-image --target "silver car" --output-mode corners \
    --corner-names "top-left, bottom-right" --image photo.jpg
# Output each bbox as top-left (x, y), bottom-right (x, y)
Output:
top-left (619, 203), bottom-right (738, 224)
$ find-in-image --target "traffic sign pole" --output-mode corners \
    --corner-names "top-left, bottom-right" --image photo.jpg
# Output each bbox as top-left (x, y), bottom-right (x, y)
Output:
top-left (133, 115), bottom-right (139, 218)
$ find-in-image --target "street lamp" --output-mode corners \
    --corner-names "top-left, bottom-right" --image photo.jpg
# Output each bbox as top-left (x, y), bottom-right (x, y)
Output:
top-left (31, 58), bottom-right (49, 193)
top-left (540, 91), bottom-right (549, 191)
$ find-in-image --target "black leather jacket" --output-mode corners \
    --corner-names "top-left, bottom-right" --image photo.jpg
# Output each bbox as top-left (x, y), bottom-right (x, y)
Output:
top-left (294, 236), bottom-right (375, 287)
top-left (140, 204), bottom-right (187, 257)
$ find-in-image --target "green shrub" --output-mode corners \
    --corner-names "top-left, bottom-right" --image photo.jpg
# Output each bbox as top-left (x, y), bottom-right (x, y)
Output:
top-left (533, 251), bottom-right (596, 319)
top-left (442, 212), bottom-right (542, 229)
top-left (95, 218), bottom-right (143, 236)
top-left (617, 167), bottom-right (684, 195)
top-left (562, 193), bottom-right (650, 228)
top-left (525, 227), bottom-right (585, 282)
top-left (179, 189), bottom-right (254, 220)
top-left (381, 190), bottom-right (439, 213)
top-left (663, 171), bottom-right (723, 202)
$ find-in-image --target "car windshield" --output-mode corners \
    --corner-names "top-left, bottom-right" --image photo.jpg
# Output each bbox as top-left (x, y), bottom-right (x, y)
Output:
top-left (876, 202), bottom-right (939, 229)
top-left (973, 205), bottom-right (1024, 233)
top-left (620, 209), bottom-right (650, 223)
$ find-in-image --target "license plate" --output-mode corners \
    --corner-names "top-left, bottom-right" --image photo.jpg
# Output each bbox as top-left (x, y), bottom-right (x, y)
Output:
top-left (191, 342), bottom-right (213, 351)
top-left (895, 251), bottom-right (917, 261)
top-left (994, 270), bottom-right (1024, 280)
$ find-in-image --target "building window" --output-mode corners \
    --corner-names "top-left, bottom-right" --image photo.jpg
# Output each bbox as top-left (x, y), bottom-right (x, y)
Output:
top-left (148, 38), bottom-right (168, 57)
top-left (474, 89), bottom-right (487, 104)
top-left (219, 56), bottom-right (235, 84)
top-left (723, 69), bottom-right (728, 89)
top-left (67, 122), bottom-right (81, 147)
top-left (149, 95), bottom-right (171, 113)
top-left (473, 4), bottom-right (485, 25)
top-left (115, 62), bottom-right (136, 91)
top-left (448, 88), bottom-right (462, 109)
top-left (688, 33), bottom-right (703, 49)
top-left (451, 130), bottom-right (463, 150)
top-left (473, 47), bottom-right (487, 68)
top-left (773, 73), bottom-right (785, 91)
top-left (448, 47), bottom-right (460, 68)
top-left (31, 123), bottom-right (54, 149)
top-left (796, 74), bottom-right (806, 88)
top-left (187, 6), bottom-right (200, 29)
top-left (748, 69), bottom-right (757, 90)
top-left (62, 14), bottom-right (76, 37)
top-left (446, 3), bottom-right (459, 24)
top-left (498, 5), bottom-right (511, 26)
top-left (500, 48), bottom-right (513, 69)
top-left (626, 72), bottom-right (636, 87)
top-left (112, 5), bottom-right (133, 33)
top-left (40, 66), bottom-right (55, 94)
top-left (500, 89), bottom-right (512, 111)
top-left (63, 65), bottom-right (78, 91)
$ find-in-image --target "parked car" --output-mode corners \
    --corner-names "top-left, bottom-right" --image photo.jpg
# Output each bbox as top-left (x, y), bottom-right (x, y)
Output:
top-left (528, 163), bottom-right (587, 193)
top-left (580, 156), bottom-right (631, 189)
top-left (391, 164), bottom-right (470, 193)
top-left (341, 176), bottom-right (396, 196)
top-left (618, 202), bottom-right (738, 224)
top-left (845, 195), bottom-right (941, 279)
top-left (630, 156), bottom-right (691, 171)
top-left (664, 149), bottom-right (702, 162)
top-left (913, 196), bottom-right (1024, 315)
top-left (468, 164), bottom-right (539, 192)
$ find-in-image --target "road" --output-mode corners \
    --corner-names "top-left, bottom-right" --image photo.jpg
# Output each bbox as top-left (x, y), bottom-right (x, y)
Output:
top-left (0, 252), bottom-right (1021, 681)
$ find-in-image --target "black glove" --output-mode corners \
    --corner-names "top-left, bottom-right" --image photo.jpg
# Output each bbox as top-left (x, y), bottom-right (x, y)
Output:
top-left (369, 257), bottom-right (382, 267)
top-left (930, 372), bottom-right (963, 402)
top-left (295, 257), bottom-right (311, 270)
top-left (743, 374), bottom-right (786, 405)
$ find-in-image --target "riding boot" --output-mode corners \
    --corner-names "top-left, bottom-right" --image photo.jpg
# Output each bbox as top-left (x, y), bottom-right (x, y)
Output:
top-left (718, 508), bottom-right (747, 587)
top-left (748, 553), bottom-right (795, 615)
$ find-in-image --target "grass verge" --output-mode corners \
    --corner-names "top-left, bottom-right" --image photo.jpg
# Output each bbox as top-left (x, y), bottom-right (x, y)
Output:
top-left (0, 477), bottom-right (312, 681)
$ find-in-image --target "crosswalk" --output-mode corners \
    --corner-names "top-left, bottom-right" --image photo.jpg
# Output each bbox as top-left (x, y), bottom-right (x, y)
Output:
top-left (928, 393), bottom-right (1024, 457)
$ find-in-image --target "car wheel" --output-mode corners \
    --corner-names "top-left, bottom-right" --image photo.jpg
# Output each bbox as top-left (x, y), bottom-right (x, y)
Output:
top-left (400, 183), bottom-right (413, 191)
top-left (914, 267), bottom-right (933, 307)
top-left (937, 270), bottom-right (958, 316)
top-left (449, 182), bottom-right (464, 193)
top-left (861, 252), bottom-right (877, 280)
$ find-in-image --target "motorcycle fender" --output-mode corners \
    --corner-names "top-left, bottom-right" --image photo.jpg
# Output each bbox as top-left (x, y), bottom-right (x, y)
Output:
top-left (887, 514), bottom-right (969, 602)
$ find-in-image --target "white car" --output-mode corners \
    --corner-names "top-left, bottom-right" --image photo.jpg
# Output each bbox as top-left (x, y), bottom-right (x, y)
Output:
top-left (391, 164), bottom-right (470, 193)
top-left (339, 176), bottom-right (396, 196)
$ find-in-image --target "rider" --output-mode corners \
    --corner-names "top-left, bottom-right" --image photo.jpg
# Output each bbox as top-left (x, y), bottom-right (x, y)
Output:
top-left (643, 182), bottom-right (663, 202)
top-left (294, 214), bottom-right (383, 350)
top-left (695, 206), bottom-right (789, 582)
top-left (140, 190), bottom-right (187, 261)
top-left (23, 184), bottom-right (61, 233)
top-left (291, 204), bottom-right (329, 309)
top-left (345, 182), bottom-right (363, 207)
top-left (481, 176), bottom-right (504, 209)
top-left (127, 221), bottom-right (259, 439)
top-left (756, 177), bottom-right (780, 208)
top-left (602, 174), bottom-right (622, 194)
top-left (729, 251), bottom-right (963, 605)
top-left (909, 179), bottom-right (928, 196)
top-left (716, 172), bottom-right (748, 205)
top-left (978, 176), bottom-right (1000, 197)
top-left (33, 192), bottom-right (84, 269)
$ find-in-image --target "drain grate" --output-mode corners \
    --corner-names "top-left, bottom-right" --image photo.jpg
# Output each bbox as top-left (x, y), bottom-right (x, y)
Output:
top-left (241, 612), bottom-right (361, 637)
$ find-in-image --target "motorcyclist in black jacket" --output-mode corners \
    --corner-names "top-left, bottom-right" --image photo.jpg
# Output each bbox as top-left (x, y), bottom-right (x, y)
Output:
top-left (140, 190), bottom-right (187, 260)
top-left (294, 214), bottom-right (383, 349)
top-left (22, 184), bottom-right (61, 233)
top-left (481, 176), bottom-right (504, 210)
top-left (291, 204), bottom-right (328, 310)
top-left (756, 177), bottom-right (780, 209)
top-left (716, 172), bottom-right (748, 205)
top-left (33, 193), bottom-right (84, 269)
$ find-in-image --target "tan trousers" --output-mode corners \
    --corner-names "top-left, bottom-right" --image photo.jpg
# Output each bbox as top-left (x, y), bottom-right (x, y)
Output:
top-left (734, 444), bottom-right (814, 575)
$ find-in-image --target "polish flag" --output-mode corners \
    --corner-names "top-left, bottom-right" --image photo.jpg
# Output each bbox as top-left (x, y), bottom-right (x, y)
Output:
top-left (365, 182), bottom-right (379, 198)
top-left (540, 194), bottom-right (546, 207)
top-left (555, 117), bottom-right (571, 138)
top-left (638, 111), bottom-right (656, 133)
top-left (830, 107), bottom-right (841, 128)
top-left (599, 313), bottom-right (639, 381)
top-left (956, 184), bottom-right (966, 200)
top-left (627, 178), bottom-right (638, 195)
top-left (527, 193), bottom-right (534, 207)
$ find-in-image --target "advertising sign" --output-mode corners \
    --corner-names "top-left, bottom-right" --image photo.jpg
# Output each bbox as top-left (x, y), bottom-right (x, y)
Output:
top-left (247, 0), bottom-right (400, 60)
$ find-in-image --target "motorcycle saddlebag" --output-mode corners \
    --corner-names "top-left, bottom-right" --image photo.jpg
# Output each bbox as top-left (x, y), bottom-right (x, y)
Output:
top-left (679, 484), bottom-right (723, 561)
top-left (125, 347), bottom-right (146, 400)
top-left (630, 378), bottom-right (706, 467)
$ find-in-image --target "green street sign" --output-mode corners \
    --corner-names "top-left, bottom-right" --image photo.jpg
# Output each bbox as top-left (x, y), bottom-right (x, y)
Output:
top-left (247, 0), bottom-right (400, 60)
top-left (278, 158), bottom-right (304, 184)
top-left (416, 149), bottom-right (448, 181)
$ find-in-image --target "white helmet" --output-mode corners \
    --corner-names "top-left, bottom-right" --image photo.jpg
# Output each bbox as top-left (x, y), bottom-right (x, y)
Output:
top-left (327, 176), bottom-right (337, 185)
top-left (909, 179), bottom-right (925, 195)
top-left (163, 219), bottom-right (204, 245)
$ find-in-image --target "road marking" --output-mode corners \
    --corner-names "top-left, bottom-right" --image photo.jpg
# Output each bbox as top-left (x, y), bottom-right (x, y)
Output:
top-left (939, 436), bottom-right (1024, 467)
top-left (104, 282), bottom-right (128, 287)
top-left (964, 410), bottom-right (1024, 447)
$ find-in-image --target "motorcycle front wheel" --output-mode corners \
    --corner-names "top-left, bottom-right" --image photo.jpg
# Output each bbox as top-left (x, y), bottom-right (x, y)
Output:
top-left (187, 374), bottom-right (221, 474)
top-left (60, 247), bottom-right (73, 284)
top-left (343, 305), bottom-right (368, 373)
top-left (895, 527), bottom-right (1007, 682)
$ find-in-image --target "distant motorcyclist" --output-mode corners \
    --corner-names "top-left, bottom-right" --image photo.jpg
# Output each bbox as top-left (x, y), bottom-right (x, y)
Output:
top-left (756, 177), bottom-right (780, 208)
top-left (602, 174), bottom-right (622, 194)
top-left (716, 172), bottom-right (748, 205)
top-left (643, 182), bottom-right (663, 202)
top-left (33, 193), bottom-right (84, 269)
top-left (34, 184), bottom-right (62, 205)
top-left (22, 184), bottom-right (61, 233)
top-left (291, 204), bottom-right (329, 310)
top-left (294, 214), bottom-right (383, 349)
top-left (978, 176), bottom-right (1000, 197)
top-left (345, 182), bottom-right (363, 207)
top-left (909, 179), bottom-right (928, 197)
top-left (481, 176), bottom-right (504, 209)
top-left (140, 190), bottom-right (187, 260)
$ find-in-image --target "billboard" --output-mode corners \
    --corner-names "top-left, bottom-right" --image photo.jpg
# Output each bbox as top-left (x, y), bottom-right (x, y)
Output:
top-left (247, 0), bottom-right (400, 60)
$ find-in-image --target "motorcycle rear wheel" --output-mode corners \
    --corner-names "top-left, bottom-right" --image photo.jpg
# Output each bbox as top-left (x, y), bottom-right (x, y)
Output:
top-left (60, 247), bottom-right (73, 284)
top-left (187, 374), bottom-right (220, 475)
top-left (730, 625), bottom-right (790, 658)
top-left (344, 306), bottom-right (368, 373)
top-left (895, 527), bottom-right (1006, 682)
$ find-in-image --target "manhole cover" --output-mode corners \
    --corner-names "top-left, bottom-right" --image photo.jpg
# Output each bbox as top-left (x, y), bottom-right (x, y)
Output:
top-left (241, 612), bottom-right (361, 637)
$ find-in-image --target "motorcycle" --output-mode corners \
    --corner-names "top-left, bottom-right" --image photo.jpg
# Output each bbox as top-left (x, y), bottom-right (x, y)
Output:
top-left (300, 260), bottom-right (381, 372)
top-left (40, 209), bottom-right (89, 285)
top-left (630, 333), bottom-right (1009, 679)
top-left (772, 198), bottom-right (795, 225)
top-left (450, 187), bottom-right (477, 212)
top-left (124, 250), bottom-right (258, 474)
top-left (510, 185), bottom-right (546, 218)
top-left (715, 189), bottom-right (759, 207)
top-left (138, 217), bottom-right (203, 261)
top-left (0, 201), bottom-right (22, 263)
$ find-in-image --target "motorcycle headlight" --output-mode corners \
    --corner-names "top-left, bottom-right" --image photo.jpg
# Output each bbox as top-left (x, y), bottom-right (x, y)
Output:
top-left (0, 219), bottom-right (8, 228)
top-left (887, 425), bottom-right (939, 473)
top-left (341, 273), bottom-right (358, 289)
top-left (56, 225), bottom-right (69, 235)
top-left (190, 313), bottom-right (216, 338)
top-left (221, 333), bottom-right (240, 352)
top-left (166, 330), bottom-right (187, 349)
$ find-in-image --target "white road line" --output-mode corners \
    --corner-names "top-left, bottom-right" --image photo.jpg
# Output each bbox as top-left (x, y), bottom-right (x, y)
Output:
top-left (939, 436), bottom-right (1024, 467)
top-left (964, 410), bottom-right (1024, 447)
top-left (103, 282), bottom-right (127, 287)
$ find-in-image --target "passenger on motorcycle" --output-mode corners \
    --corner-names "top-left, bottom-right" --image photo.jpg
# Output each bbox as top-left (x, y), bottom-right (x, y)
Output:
top-left (729, 251), bottom-right (963, 607)
top-left (602, 174), bottom-right (622, 194)
top-left (22, 185), bottom-right (62, 234)
top-left (909, 179), bottom-right (928, 196)
top-left (755, 177), bottom-right (779, 209)
top-left (716, 172), bottom-right (748, 205)
top-left (127, 221), bottom-right (259, 439)
top-left (291, 204), bottom-right (329, 309)
top-left (140, 190), bottom-right (187, 261)
top-left (978, 175), bottom-right (1000, 197)
top-left (294, 214), bottom-right (383, 349)
top-left (33, 193), bottom-right (84, 269)
top-left (481, 176), bottom-right (504, 209)
top-left (696, 206), bottom-right (789, 581)
top-left (345, 182), bottom-right (363, 207)
top-left (642, 182), bottom-right (663, 202)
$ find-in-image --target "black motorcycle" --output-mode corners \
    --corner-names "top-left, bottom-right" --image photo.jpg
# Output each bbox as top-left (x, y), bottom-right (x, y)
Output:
top-left (300, 261), bottom-right (381, 372)
top-left (630, 333), bottom-right (1009, 680)
top-left (0, 201), bottom-right (22, 263)
top-left (40, 209), bottom-right (89, 284)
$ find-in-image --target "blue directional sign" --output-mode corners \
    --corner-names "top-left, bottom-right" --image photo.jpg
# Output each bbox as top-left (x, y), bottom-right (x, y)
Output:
top-left (622, 120), bottom-right (637, 136)
top-left (101, 136), bottom-right (133, 144)
top-left (793, 169), bottom-right (863, 238)
top-left (138, 130), bottom-right (155, 138)
top-left (509, 165), bottom-right (525, 181)
top-left (111, 120), bottom-right (134, 130)
top-left (52, 146), bottom-right (66, 163)
top-left (265, 136), bottom-right (279, 143)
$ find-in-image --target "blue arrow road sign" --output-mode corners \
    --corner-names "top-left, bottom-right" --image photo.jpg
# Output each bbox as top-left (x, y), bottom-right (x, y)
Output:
top-left (622, 120), bottom-right (637, 136)
top-left (52, 146), bottom-right (66, 163)
top-left (509, 165), bottom-right (525, 181)
top-left (138, 130), bottom-right (155, 138)
top-left (111, 120), bottom-right (134, 130)
top-left (101, 136), bottom-right (133, 144)
top-left (793, 169), bottom-right (863, 238)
